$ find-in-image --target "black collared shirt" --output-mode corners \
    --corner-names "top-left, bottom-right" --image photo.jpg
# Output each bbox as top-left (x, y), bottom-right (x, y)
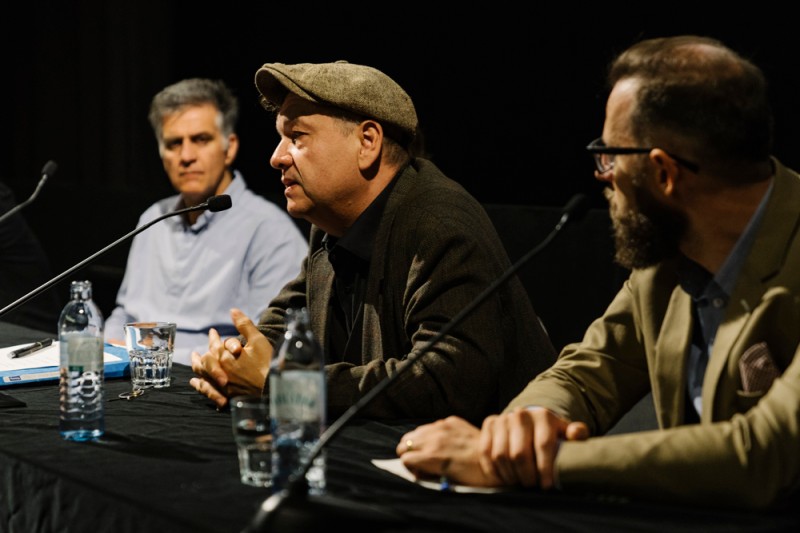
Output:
top-left (324, 173), bottom-right (400, 364)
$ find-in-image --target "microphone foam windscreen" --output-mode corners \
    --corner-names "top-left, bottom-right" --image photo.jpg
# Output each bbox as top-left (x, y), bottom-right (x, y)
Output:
top-left (207, 195), bottom-right (233, 212)
top-left (563, 193), bottom-right (590, 222)
top-left (42, 160), bottom-right (58, 177)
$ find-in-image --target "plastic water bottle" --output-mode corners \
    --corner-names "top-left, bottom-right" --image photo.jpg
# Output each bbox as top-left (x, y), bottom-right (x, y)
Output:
top-left (269, 307), bottom-right (327, 495)
top-left (58, 280), bottom-right (105, 441)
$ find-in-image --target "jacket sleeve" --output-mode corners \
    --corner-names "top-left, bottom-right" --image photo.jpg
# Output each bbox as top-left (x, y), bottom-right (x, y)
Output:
top-left (504, 277), bottom-right (653, 435)
top-left (508, 270), bottom-right (800, 509)
top-left (554, 346), bottom-right (800, 509)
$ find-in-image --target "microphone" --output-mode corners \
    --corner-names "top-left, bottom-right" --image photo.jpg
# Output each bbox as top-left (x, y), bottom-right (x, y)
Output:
top-left (0, 194), bottom-right (232, 319)
top-left (243, 193), bottom-right (591, 532)
top-left (206, 194), bottom-right (233, 212)
top-left (0, 160), bottom-right (58, 225)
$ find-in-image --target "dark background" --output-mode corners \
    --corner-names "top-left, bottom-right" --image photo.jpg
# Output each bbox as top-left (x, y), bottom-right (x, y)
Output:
top-left (4, 1), bottom-right (800, 320)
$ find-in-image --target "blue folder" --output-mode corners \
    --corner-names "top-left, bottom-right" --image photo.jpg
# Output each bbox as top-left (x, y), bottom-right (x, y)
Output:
top-left (0, 343), bottom-right (130, 387)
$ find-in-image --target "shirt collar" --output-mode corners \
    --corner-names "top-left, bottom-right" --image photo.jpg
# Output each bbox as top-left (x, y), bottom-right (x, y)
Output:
top-left (168, 169), bottom-right (243, 232)
top-left (714, 178), bottom-right (774, 296)
top-left (679, 178), bottom-right (774, 301)
top-left (324, 167), bottom-right (402, 261)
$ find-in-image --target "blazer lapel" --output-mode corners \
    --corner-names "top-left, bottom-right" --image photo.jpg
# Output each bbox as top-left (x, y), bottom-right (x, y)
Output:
top-left (704, 159), bottom-right (800, 419)
top-left (307, 246), bottom-right (334, 348)
top-left (652, 287), bottom-right (692, 428)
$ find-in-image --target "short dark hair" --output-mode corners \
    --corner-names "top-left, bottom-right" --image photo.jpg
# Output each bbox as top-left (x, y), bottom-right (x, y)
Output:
top-left (609, 35), bottom-right (773, 171)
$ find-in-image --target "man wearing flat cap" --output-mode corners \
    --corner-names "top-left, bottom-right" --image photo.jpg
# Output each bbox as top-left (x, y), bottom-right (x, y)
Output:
top-left (190, 61), bottom-right (557, 425)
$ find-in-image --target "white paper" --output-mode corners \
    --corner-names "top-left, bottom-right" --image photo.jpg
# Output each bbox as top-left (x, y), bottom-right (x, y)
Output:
top-left (0, 342), bottom-right (121, 372)
top-left (371, 458), bottom-right (505, 494)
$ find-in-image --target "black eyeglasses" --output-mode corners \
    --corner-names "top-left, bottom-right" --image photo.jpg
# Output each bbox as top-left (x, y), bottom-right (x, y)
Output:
top-left (586, 137), bottom-right (700, 174)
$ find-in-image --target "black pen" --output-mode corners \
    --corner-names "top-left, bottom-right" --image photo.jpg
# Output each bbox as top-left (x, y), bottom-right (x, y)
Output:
top-left (8, 338), bottom-right (55, 359)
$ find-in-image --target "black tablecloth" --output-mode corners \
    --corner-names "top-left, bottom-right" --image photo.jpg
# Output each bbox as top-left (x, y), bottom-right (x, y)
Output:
top-left (2, 323), bottom-right (799, 532)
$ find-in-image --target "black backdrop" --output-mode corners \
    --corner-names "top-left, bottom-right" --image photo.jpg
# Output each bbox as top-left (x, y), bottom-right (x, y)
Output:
top-left (4, 1), bottom-right (800, 318)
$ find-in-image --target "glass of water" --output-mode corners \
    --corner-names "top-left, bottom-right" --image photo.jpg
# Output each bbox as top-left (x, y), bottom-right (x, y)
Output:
top-left (230, 395), bottom-right (272, 488)
top-left (123, 322), bottom-right (176, 390)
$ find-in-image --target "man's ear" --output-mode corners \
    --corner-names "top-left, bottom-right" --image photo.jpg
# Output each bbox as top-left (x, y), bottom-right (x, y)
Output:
top-left (649, 148), bottom-right (679, 196)
top-left (358, 120), bottom-right (383, 170)
top-left (225, 133), bottom-right (240, 166)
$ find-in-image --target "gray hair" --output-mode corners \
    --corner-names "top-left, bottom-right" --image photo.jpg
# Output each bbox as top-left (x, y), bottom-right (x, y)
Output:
top-left (148, 78), bottom-right (239, 152)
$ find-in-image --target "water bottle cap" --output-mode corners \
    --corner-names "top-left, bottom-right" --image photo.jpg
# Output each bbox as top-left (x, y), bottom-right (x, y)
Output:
top-left (69, 280), bottom-right (93, 300)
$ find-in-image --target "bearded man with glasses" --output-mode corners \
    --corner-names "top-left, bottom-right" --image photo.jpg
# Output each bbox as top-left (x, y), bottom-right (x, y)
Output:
top-left (397, 35), bottom-right (800, 510)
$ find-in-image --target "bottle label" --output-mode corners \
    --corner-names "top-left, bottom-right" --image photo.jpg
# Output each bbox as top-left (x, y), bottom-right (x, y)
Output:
top-left (62, 336), bottom-right (104, 371)
top-left (270, 371), bottom-right (325, 422)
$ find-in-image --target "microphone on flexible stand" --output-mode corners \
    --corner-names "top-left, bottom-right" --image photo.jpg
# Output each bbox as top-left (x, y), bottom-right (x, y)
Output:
top-left (0, 194), bottom-right (233, 319)
top-left (0, 160), bottom-right (58, 225)
top-left (242, 193), bottom-right (591, 532)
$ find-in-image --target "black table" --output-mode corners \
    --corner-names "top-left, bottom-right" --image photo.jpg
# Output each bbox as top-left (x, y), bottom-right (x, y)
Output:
top-left (2, 322), bottom-right (799, 532)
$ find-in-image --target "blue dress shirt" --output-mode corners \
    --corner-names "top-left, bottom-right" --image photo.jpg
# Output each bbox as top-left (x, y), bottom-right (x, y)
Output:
top-left (104, 172), bottom-right (308, 364)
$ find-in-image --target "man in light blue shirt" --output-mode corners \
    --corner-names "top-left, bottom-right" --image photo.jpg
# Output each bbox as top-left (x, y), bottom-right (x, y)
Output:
top-left (105, 78), bottom-right (307, 364)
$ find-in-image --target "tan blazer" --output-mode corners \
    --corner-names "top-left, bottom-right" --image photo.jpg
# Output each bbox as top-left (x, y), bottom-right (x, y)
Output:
top-left (259, 158), bottom-right (557, 424)
top-left (506, 158), bottom-right (800, 509)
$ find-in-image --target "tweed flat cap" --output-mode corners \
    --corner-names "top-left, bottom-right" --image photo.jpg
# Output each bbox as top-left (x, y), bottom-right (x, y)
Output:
top-left (255, 60), bottom-right (417, 141)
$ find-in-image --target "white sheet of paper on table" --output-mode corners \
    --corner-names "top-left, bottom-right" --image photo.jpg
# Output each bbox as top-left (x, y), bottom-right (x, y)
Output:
top-left (371, 458), bottom-right (504, 493)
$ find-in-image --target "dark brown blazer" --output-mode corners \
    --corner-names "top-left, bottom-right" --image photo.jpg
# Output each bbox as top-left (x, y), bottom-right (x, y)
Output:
top-left (258, 158), bottom-right (557, 424)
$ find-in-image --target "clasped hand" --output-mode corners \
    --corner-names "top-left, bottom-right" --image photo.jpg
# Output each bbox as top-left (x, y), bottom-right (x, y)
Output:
top-left (396, 407), bottom-right (589, 489)
top-left (189, 308), bottom-right (272, 408)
